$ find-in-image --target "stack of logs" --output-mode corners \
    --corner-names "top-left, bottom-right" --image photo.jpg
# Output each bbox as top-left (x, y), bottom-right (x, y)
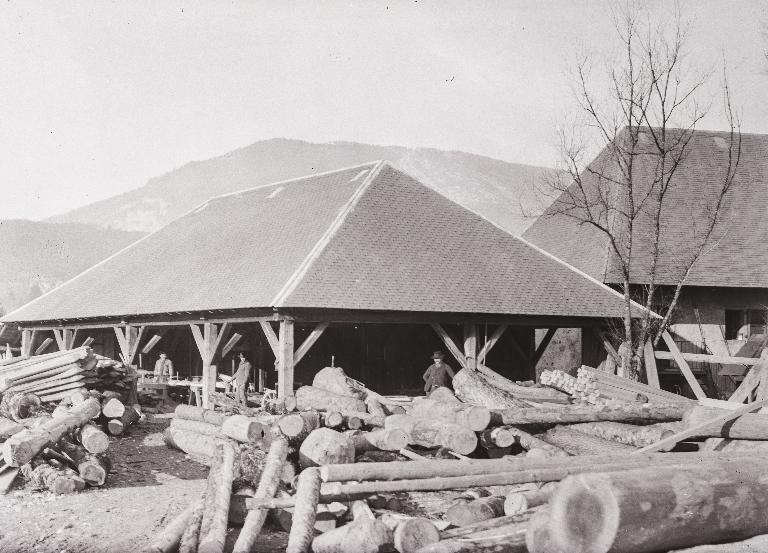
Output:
top-left (0, 385), bottom-right (141, 495)
top-left (146, 362), bottom-right (768, 553)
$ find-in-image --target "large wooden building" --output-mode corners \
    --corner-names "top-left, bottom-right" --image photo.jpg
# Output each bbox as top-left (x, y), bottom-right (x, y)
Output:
top-left (1, 161), bottom-right (643, 405)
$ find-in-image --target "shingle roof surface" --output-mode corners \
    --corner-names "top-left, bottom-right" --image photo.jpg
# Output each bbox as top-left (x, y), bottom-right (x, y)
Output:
top-left (3, 162), bottom-right (640, 323)
top-left (523, 129), bottom-right (768, 288)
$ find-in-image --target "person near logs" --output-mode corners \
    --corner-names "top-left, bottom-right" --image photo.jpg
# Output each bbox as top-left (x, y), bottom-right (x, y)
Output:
top-left (154, 351), bottom-right (174, 382)
top-left (423, 350), bottom-right (455, 394)
top-left (234, 352), bottom-right (252, 405)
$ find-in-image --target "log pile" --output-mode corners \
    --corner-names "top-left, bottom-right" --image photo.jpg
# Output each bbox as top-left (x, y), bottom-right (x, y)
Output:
top-left (146, 363), bottom-right (768, 553)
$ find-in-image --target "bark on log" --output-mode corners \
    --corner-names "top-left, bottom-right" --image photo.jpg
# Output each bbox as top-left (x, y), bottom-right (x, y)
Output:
top-left (453, 369), bottom-right (529, 409)
top-left (546, 458), bottom-right (768, 553)
top-left (232, 436), bottom-right (289, 553)
top-left (477, 364), bottom-right (570, 404)
top-left (346, 429), bottom-right (409, 452)
top-left (278, 410), bottom-right (321, 444)
top-left (418, 521), bottom-right (528, 553)
top-left (179, 491), bottom-right (206, 553)
top-left (410, 398), bottom-right (491, 431)
top-left (366, 397), bottom-right (387, 419)
top-left (296, 385), bottom-right (367, 413)
top-left (24, 461), bottom-right (86, 494)
top-left (312, 367), bottom-right (367, 400)
top-left (490, 404), bottom-right (685, 426)
top-left (72, 424), bottom-right (109, 454)
top-left (175, 404), bottom-right (227, 426)
top-left (221, 414), bottom-right (264, 443)
top-left (57, 439), bottom-right (109, 486)
top-left (504, 485), bottom-right (555, 516)
top-left (440, 514), bottom-right (530, 540)
top-left (541, 426), bottom-right (637, 456)
top-left (106, 404), bottom-right (140, 436)
top-left (683, 406), bottom-right (768, 439)
top-left (446, 495), bottom-right (506, 527)
top-left (299, 427), bottom-right (355, 468)
top-left (4, 397), bottom-right (101, 466)
top-left (565, 421), bottom-right (680, 448)
top-left (428, 386), bottom-right (461, 403)
top-left (198, 441), bottom-right (236, 553)
top-left (384, 415), bottom-right (478, 455)
top-left (143, 506), bottom-right (193, 553)
top-left (286, 467), bottom-right (323, 553)
top-left (505, 426), bottom-right (568, 458)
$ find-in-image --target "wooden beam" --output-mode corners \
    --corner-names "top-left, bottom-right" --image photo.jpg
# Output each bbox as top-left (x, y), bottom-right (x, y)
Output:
top-left (653, 351), bottom-right (761, 366)
top-left (532, 328), bottom-right (557, 367)
top-left (277, 319), bottom-right (295, 398)
top-left (295, 322), bottom-right (329, 365)
top-left (189, 324), bottom-right (207, 361)
top-left (430, 324), bottom-right (467, 370)
top-left (643, 340), bottom-right (660, 389)
top-left (34, 337), bottom-right (54, 356)
top-left (20, 330), bottom-right (36, 357)
top-left (593, 327), bottom-right (621, 364)
top-left (81, 337), bottom-right (94, 347)
top-left (260, 321), bottom-right (279, 358)
top-left (127, 326), bottom-right (144, 363)
top-left (729, 351), bottom-right (768, 403)
top-left (52, 329), bottom-right (65, 351)
top-left (463, 324), bottom-right (477, 371)
top-left (661, 331), bottom-right (707, 399)
top-left (141, 334), bottom-right (164, 355)
top-left (477, 324), bottom-right (507, 365)
top-left (210, 322), bottom-right (231, 359)
top-left (64, 329), bottom-right (78, 350)
top-left (221, 333), bottom-right (243, 359)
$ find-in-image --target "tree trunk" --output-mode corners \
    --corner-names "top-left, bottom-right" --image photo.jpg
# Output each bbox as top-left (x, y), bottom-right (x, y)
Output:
top-left (541, 426), bottom-right (637, 456)
top-left (428, 386), bottom-right (461, 403)
top-left (504, 426), bottom-right (568, 458)
top-left (453, 369), bottom-right (529, 409)
top-left (0, 391), bottom-right (42, 422)
top-left (198, 441), bottom-right (237, 553)
top-left (346, 429), bottom-right (409, 453)
top-left (312, 367), bottom-right (367, 399)
top-left (175, 404), bottom-right (227, 426)
top-left (24, 461), bottom-right (86, 494)
top-left (71, 423), bottom-right (110, 454)
top-left (476, 365), bottom-right (570, 404)
top-left (546, 458), bottom-right (768, 553)
top-left (278, 410), bottom-right (321, 444)
top-left (286, 467), bottom-right (323, 553)
top-left (106, 405), bottom-right (140, 436)
top-left (311, 500), bottom-right (393, 553)
top-left (179, 492), bottom-right (206, 553)
top-left (366, 397), bottom-right (387, 419)
top-left (384, 415), bottom-right (477, 455)
top-left (170, 417), bottom-right (222, 436)
top-left (564, 421), bottom-right (680, 448)
top-left (490, 403), bottom-right (685, 426)
top-left (232, 436), bottom-right (289, 553)
top-left (410, 398), bottom-right (491, 431)
top-left (221, 414), bottom-right (264, 443)
top-left (299, 428), bottom-right (355, 468)
top-left (163, 427), bottom-right (220, 461)
top-left (57, 438), bottom-right (109, 486)
top-left (296, 385), bottom-right (367, 413)
top-left (144, 506), bottom-right (193, 553)
top-left (683, 406), bottom-right (768, 439)
top-left (418, 522), bottom-right (528, 552)
top-left (4, 397), bottom-right (100, 466)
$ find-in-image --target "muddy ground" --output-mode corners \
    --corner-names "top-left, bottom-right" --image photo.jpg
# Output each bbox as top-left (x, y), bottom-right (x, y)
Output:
top-left (0, 414), bottom-right (289, 553)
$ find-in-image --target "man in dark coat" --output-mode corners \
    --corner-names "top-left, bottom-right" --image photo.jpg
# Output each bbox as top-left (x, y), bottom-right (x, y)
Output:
top-left (422, 350), bottom-right (455, 394)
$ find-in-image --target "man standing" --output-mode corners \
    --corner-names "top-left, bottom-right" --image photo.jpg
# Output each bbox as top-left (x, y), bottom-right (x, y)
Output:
top-left (154, 352), bottom-right (174, 381)
top-left (234, 352), bottom-right (252, 405)
top-left (423, 350), bottom-right (455, 394)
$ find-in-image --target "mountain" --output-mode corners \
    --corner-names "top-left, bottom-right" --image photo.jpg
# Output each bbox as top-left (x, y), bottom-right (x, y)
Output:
top-left (0, 220), bottom-right (144, 314)
top-left (48, 139), bottom-right (550, 235)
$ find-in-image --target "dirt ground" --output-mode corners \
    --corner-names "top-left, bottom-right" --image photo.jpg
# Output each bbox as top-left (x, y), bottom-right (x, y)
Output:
top-left (0, 414), bottom-right (289, 553)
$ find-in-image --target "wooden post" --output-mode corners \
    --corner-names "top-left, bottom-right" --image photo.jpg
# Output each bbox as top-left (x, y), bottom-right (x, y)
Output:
top-left (53, 328), bottom-right (78, 351)
top-left (431, 324), bottom-right (468, 370)
top-left (294, 322), bottom-right (329, 365)
top-left (278, 319), bottom-right (295, 398)
top-left (114, 325), bottom-right (145, 366)
top-left (20, 330), bottom-right (36, 357)
top-left (34, 337), bottom-right (53, 356)
top-left (190, 322), bottom-right (230, 409)
top-left (463, 324), bottom-right (477, 371)
top-left (643, 340), bottom-right (660, 388)
top-left (661, 331), bottom-right (706, 399)
top-left (533, 328), bottom-right (557, 367)
top-left (477, 325), bottom-right (507, 366)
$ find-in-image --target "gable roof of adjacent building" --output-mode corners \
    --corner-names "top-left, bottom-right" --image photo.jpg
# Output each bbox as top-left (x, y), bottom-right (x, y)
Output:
top-left (2, 161), bottom-right (647, 324)
top-left (523, 128), bottom-right (768, 288)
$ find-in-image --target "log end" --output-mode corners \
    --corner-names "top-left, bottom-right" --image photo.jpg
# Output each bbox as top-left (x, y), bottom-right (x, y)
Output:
top-left (548, 473), bottom-right (618, 553)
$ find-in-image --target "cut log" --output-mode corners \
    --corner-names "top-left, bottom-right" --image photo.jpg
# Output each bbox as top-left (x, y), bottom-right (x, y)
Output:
top-left (3, 397), bottom-right (101, 466)
top-left (321, 411), bottom-right (344, 429)
top-left (546, 458), bottom-right (768, 553)
top-left (541, 426), bottom-right (637, 456)
top-left (479, 427), bottom-right (516, 449)
top-left (446, 495), bottom-right (505, 527)
top-left (311, 499), bottom-right (393, 553)
top-left (525, 509), bottom-right (557, 553)
top-left (170, 417), bottom-right (222, 437)
top-left (221, 414), bottom-right (264, 443)
top-left (57, 439), bottom-right (109, 486)
top-left (278, 410), bottom-right (321, 444)
top-left (565, 421), bottom-right (680, 448)
top-left (504, 484), bottom-right (555, 516)
top-left (504, 426), bottom-right (568, 458)
top-left (296, 385), bottom-right (367, 413)
top-left (410, 398), bottom-right (491, 431)
top-left (683, 405), bottom-right (768, 439)
top-left (163, 427), bottom-right (220, 461)
top-left (378, 514), bottom-right (440, 553)
top-left (198, 441), bottom-right (236, 553)
top-left (490, 403), bottom-right (685, 426)
top-left (366, 397), bottom-right (387, 419)
top-left (101, 397), bottom-right (126, 418)
top-left (143, 506), bottom-right (193, 553)
top-left (24, 461), bottom-right (86, 494)
top-left (286, 467), bottom-right (323, 553)
top-left (180, 491), bottom-right (207, 553)
top-left (72, 423), bottom-right (110, 454)
top-left (453, 368), bottom-right (529, 409)
top-left (175, 404), bottom-right (227, 426)
top-left (477, 364), bottom-right (570, 403)
top-left (419, 521), bottom-right (528, 552)
top-left (347, 429), bottom-right (409, 453)
top-left (428, 386), bottom-right (461, 403)
top-left (344, 414), bottom-right (363, 430)
top-left (440, 514), bottom-right (530, 540)
top-left (232, 436), bottom-right (289, 553)
top-left (106, 405), bottom-right (140, 436)
top-left (312, 366), bottom-right (367, 399)
top-left (299, 427), bottom-right (355, 468)
top-left (0, 391), bottom-right (41, 421)
top-left (384, 415), bottom-right (478, 455)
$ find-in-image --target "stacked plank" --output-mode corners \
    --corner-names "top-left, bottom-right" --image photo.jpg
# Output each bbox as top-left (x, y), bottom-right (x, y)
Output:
top-left (0, 347), bottom-right (98, 403)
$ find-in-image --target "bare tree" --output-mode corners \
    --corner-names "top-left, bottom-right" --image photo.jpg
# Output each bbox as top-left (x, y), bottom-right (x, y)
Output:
top-left (540, 3), bottom-right (741, 376)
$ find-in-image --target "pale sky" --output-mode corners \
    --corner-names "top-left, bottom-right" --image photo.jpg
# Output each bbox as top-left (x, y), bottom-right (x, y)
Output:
top-left (0, 1), bottom-right (766, 221)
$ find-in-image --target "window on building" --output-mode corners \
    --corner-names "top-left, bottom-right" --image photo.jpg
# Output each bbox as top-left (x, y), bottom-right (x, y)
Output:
top-left (725, 309), bottom-right (768, 341)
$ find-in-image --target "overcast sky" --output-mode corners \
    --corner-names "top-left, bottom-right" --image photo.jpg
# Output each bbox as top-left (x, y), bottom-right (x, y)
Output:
top-left (1, 0), bottom-right (766, 221)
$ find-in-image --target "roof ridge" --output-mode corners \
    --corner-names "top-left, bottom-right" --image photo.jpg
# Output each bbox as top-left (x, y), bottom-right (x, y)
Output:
top-left (269, 160), bottom-right (388, 308)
